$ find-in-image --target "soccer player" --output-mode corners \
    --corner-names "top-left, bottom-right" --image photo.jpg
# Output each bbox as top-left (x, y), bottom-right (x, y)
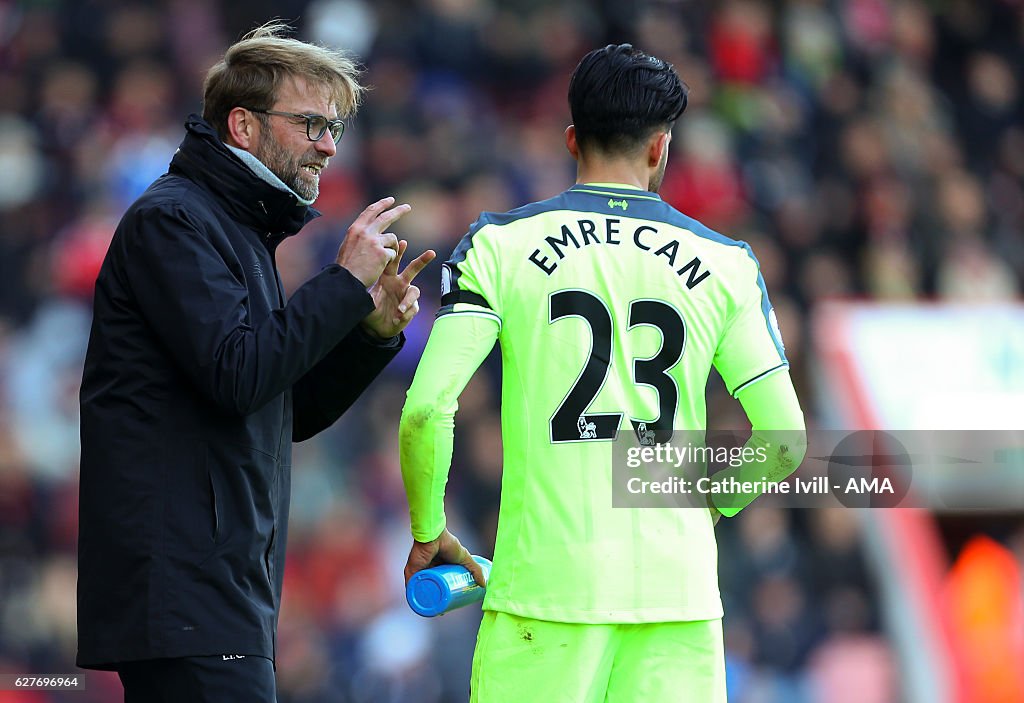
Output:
top-left (399, 44), bottom-right (806, 701)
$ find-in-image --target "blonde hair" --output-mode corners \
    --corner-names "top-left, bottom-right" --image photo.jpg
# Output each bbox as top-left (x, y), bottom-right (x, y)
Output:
top-left (202, 21), bottom-right (364, 139)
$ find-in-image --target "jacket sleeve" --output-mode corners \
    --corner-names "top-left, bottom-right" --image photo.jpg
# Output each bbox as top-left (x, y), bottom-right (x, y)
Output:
top-left (122, 204), bottom-right (374, 416)
top-left (292, 327), bottom-right (404, 442)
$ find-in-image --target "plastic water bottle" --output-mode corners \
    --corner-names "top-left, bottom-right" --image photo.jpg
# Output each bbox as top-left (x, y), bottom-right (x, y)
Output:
top-left (406, 556), bottom-right (492, 617)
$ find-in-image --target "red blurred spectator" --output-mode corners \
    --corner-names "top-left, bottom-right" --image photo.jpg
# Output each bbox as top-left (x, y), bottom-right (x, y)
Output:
top-left (709, 0), bottom-right (776, 85)
top-left (49, 212), bottom-right (117, 301)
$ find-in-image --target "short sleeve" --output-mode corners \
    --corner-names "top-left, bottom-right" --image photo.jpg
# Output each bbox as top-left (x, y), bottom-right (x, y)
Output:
top-left (437, 220), bottom-right (503, 328)
top-left (713, 252), bottom-right (788, 397)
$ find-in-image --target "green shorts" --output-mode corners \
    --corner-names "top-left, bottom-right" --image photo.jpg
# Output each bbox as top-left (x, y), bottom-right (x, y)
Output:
top-left (470, 612), bottom-right (726, 703)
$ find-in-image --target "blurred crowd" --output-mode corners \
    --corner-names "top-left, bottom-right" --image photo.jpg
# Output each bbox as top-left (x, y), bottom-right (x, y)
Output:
top-left (0, 0), bottom-right (1022, 701)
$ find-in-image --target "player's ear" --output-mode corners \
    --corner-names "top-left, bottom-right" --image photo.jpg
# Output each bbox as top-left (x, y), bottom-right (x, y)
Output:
top-left (565, 125), bottom-right (580, 160)
top-left (648, 131), bottom-right (670, 168)
top-left (225, 107), bottom-right (257, 150)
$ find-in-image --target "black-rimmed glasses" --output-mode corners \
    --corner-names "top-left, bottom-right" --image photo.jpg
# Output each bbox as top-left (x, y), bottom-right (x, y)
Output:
top-left (243, 108), bottom-right (346, 143)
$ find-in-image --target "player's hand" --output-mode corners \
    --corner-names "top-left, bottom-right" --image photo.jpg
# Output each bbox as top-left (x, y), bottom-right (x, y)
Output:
top-left (336, 197), bottom-right (410, 287)
top-left (404, 528), bottom-right (486, 588)
top-left (361, 239), bottom-right (435, 339)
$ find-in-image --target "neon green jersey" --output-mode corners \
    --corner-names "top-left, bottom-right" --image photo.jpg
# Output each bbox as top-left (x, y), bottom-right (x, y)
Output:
top-left (402, 183), bottom-right (788, 623)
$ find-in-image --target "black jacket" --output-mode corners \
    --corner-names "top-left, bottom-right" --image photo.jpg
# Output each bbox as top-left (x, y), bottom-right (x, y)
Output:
top-left (77, 116), bottom-right (400, 669)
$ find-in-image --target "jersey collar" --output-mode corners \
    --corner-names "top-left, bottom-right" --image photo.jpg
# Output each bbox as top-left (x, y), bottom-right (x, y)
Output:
top-left (569, 183), bottom-right (663, 201)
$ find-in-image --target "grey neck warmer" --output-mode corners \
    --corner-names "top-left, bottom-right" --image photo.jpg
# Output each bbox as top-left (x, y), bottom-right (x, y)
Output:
top-left (225, 144), bottom-right (315, 207)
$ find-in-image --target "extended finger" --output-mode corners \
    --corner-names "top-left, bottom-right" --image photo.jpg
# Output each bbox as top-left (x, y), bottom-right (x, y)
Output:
top-left (400, 249), bottom-right (437, 284)
top-left (352, 196), bottom-right (396, 230)
top-left (370, 202), bottom-right (412, 235)
top-left (397, 285), bottom-right (420, 315)
top-left (386, 240), bottom-right (408, 277)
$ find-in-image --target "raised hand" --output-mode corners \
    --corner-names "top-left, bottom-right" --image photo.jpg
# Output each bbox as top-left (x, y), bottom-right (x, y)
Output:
top-left (336, 197), bottom-right (410, 287)
top-left (361, 239), bottom-right (436, 339)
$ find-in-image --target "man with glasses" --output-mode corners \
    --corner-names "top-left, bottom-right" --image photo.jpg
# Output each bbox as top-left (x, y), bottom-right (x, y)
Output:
top-left (77, 23), bottom-right (430, 702)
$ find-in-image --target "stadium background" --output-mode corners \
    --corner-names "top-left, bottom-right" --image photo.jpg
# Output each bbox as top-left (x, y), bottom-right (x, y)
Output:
top-left (0, 0), bottom-right (1022, 701)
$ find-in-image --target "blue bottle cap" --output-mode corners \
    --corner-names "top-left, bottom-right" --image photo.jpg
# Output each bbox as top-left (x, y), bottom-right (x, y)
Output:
top-left (406, 557), bottom-right (492, 617)
top-left (407, 570), bottom-right (452, 616)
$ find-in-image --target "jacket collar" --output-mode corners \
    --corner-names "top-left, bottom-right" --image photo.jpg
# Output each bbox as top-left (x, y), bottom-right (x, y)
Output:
top-left (225, 144), bottom-right (315, 207)
top-left (169, 114), bottom-right (320, 237)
